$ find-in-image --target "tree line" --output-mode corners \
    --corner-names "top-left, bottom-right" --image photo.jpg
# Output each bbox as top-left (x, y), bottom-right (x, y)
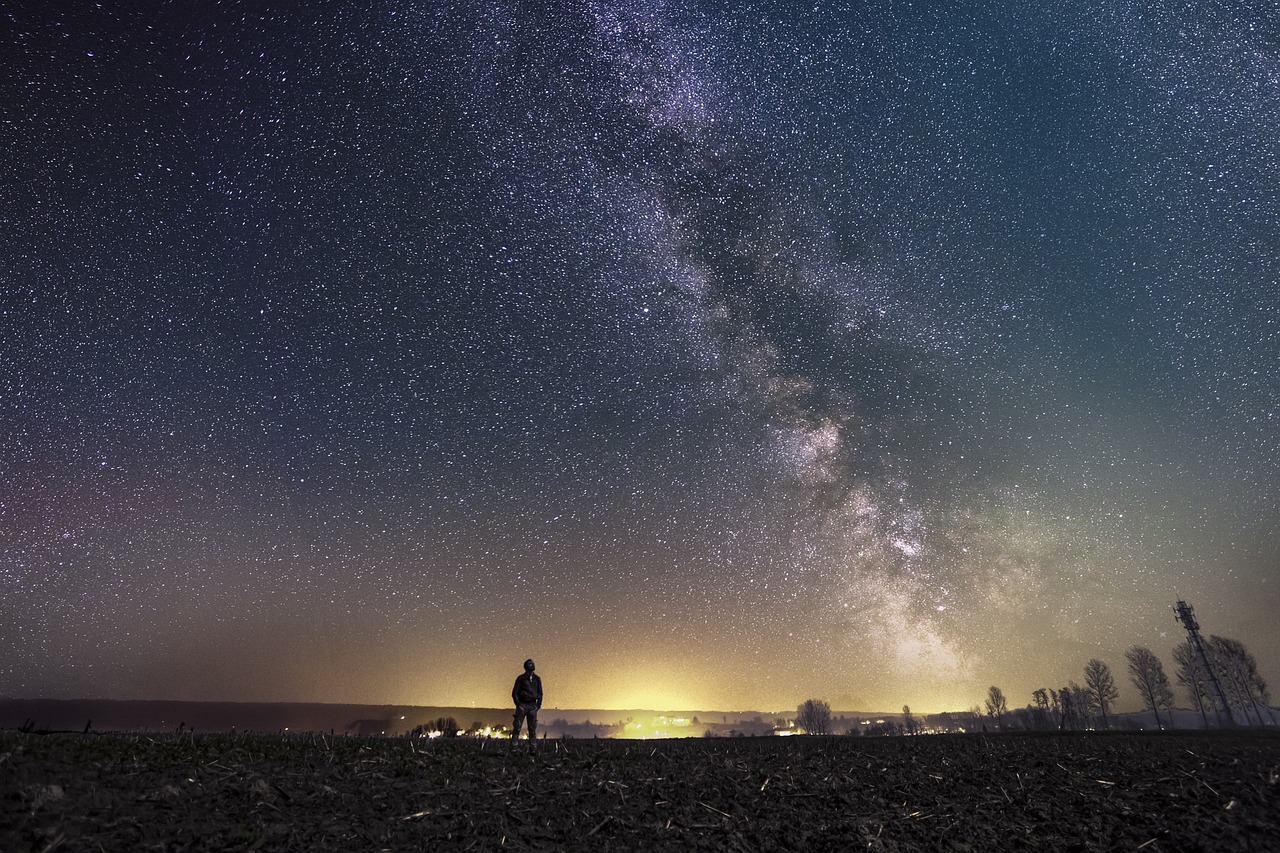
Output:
top-left (792, 634), bottom-right (1271, 735)
top-left (1000, 635), bottom-right (1271, 732)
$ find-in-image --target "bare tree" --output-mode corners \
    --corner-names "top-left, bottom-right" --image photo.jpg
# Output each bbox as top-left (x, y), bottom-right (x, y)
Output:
top-left (1173, 640), bottom-right (1212, 729)
top-left (1209, 636), bottom-right (1270, 726)
top-left (984, 686), bottom-right (1008, 729)
top-left (1083, 659), bottom-right (1121, 729)
top-left (1069, 680), bottom-right (1097, 728)
top-left (1048, 688), bottom-right (1067, 729)
top-left (795, 699), bottom-right (832, 735)
top-left (1055, 686), bottom-right (1077, 730)
top-left (902, 705), bottom-right (918, 735)
top-left (1126, 646), bottom-right (1175, 729)
top-left (1030, 689), bottom-right (1052, 730)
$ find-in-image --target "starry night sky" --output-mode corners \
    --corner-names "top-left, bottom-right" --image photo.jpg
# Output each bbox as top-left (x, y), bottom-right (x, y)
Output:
top-left (3, 0), bottom-right (1277, 714)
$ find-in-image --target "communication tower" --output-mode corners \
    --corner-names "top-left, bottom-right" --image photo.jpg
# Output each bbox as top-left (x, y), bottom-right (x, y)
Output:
top-left (1172, 599), bottom-right (1234, 727)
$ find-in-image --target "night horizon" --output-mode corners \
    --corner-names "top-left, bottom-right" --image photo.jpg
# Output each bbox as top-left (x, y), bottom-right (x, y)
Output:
top-left (3, 1), bottom-right (1277, 717)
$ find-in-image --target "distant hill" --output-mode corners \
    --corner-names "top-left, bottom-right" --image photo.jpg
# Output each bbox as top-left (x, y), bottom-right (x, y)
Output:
top-left (1, 699), bottom-right (511, 735)
top-left (0, 699), bottom-right (784, 736)
top-left (10, 699), bottom-right (1255, 737)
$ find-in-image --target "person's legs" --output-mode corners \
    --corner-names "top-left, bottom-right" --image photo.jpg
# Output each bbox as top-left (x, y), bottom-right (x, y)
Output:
top-left (511, 707), bottom-right (526, 742)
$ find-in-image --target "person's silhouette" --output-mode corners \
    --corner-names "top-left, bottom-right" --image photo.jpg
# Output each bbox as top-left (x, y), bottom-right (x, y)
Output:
top-left (511, 658), bottom-right (542, 751)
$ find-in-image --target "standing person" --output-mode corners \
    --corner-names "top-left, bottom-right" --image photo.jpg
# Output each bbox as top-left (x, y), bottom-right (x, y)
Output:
top-left (511, 659), bottom-right (542, 751)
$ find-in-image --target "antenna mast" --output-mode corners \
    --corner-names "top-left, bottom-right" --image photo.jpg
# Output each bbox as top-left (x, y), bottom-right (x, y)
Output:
top-left (1172, 599), bottom-right (1234, 727)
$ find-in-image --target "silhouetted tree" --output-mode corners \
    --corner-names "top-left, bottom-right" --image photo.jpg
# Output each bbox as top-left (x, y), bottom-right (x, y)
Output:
top-left (1126, 646), bottom-right (1174, 729)
top-left (1084, 659), bottom-right (1120, 729)
top-left (902, 705), bottom-right (919, 735)
top-left (1055, 687), bottom-right (1076, 730)
top-left (1173, 640), bottom-right (1212, 729)
top-left (795, 699), bottom-right (832, 735)
top-left (1048, 688), bottom-right (1065, 729)
top-left (1070, 680), bottom-right (1098, 728)
top-left (984, 686), bottom-right (1007, 728)
top-left (1031, 689), bottom-right (1052, 730)
top-left (1053, 682), bottom-right (1092, 730)
top-left (1209, 636), bottom-right (1271, 725)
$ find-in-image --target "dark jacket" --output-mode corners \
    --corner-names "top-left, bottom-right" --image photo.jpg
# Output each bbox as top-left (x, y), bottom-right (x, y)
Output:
top-left (512, 672), bottom-right (542, 707)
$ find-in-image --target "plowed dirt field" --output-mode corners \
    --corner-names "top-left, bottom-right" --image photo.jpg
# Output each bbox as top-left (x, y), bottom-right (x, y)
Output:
top-left (3, 730), bottom-right (1277, 851)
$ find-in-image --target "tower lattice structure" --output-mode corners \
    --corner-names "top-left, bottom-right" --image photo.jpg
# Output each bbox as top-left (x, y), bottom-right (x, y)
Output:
top-left (1173, 599), bottom-right (1234, 727)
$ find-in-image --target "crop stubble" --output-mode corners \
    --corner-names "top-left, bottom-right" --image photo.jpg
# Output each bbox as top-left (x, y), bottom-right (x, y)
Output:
top-left (3, 730), bottom-right (1278, 851)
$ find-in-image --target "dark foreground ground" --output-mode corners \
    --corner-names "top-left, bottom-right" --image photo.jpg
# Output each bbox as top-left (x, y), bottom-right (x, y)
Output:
top-left (3, 730), bottom-right (1277, 852)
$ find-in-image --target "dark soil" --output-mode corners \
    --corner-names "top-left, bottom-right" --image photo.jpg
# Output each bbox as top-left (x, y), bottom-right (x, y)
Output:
top-left (3, 730), bottom-right (1277, 851)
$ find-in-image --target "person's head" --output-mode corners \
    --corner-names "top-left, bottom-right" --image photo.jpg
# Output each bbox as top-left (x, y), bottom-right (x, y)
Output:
top-left (524, 659), bottom-right (535, 672)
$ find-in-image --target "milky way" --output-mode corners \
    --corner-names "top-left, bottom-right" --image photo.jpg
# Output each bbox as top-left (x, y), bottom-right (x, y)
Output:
top-left (2, 1), bottom-right (1277, 712)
